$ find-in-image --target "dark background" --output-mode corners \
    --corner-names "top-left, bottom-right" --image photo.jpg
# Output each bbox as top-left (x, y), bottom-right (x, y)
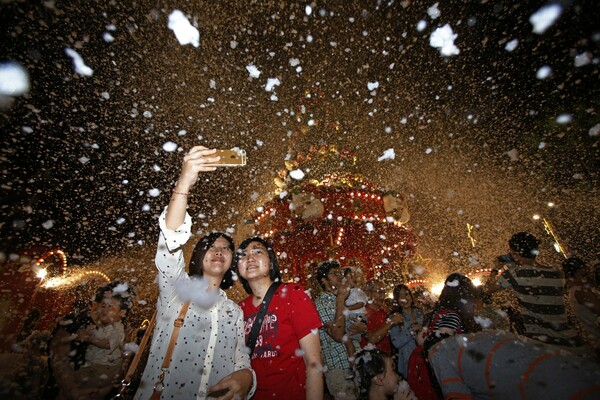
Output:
top-left (1, 0), bottom-right (598, 272)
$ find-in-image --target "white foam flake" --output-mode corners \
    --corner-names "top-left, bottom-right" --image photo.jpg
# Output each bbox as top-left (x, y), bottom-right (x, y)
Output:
top-left (474, 316), bottom-right (493, 328)
top-left (556, 114), bottom-right (572, 124)
top-left (103, 32), bottom-right (115, 43)
top-left (175, 277), bottom-right (218, 309)
top-left (589, 123), bottom-right (600, 137)
top-left (168, 10), bottom-right (200, 47)
top-left (417, 20), bottom-right (427, 32)
top-left (42, 220), bottom-right (54, 229)
top-left (425, 147), bottom-right (433, 154)
top-left (79, 156), bottom-right (90, 164)
top-left (446, 279), bottom-right (459, 287)
top-left (0, 61), bottom-right (29, 96)
top-left (290, 169), bottom-right (305, 180)
top-left (64, 48), bottom-right (93, 76)
top-left (246, 64), bottom-right (261, 78)
top-left (305, 5), bottom-right (312, 16)
top-left (162, 141), bottom-right (178, 152)
top-left (365, 222), bottom-right (374, 232)
top-left (505, 39), bottom-right (518, 52)
top-left (574, 52), bottom-right (592, 67)
top-left (536, 65), bottom-right (552, 79)
top-left (265, 77), bottom-right (281, 92)
top-left (430, 24), bottom-right (460, 56)
top-left (289, 58), bottom-right (300, 67)
top-left (377, 148), bottom-right (395, 161)
top-left (367, 81), bottom-right (379, 91)
top-left (148, 188), bottom-right (161, 197)
top-left (530, 4), bottom-right (563, 34)
top-left (427, 3), bottom-right (441, 19)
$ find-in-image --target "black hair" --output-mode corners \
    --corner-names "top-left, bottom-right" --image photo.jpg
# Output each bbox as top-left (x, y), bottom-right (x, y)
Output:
top-left (435, 273), bottom-right (481, 333)
top-left (355, 348), bottom-right (390, 400)
top-left (316, 260), bottom-right (341, 289)
top-left (235, 236), bottom-right (281, 294)
top-left (508, 232), bottom-right (540, 259)
top-left (562, 257), bottom-right (586, 278)
top-left (392, 284), bottom-right (413, 304)
top-left (189, 232), bottom-right (235, 290)
top-left (94, 280), bottom-right (135, 317)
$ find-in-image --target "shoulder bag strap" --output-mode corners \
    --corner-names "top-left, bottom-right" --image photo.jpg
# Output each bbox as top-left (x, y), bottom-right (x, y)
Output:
top-left (150, 301), bottom-right (191, 400)
top-left (113, 310), bottom-right (157, 399)
top-left (246, 281), bottom-right (281, 356)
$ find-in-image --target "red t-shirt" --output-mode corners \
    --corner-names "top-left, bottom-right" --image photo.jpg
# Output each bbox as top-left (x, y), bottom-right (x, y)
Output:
top-left (239, 283), bottom-right (322, 400)
top-left (360, 305), bottom-right (393, 354)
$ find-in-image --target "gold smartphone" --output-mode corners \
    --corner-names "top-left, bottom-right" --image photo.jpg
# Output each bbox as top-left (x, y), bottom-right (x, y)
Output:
top-left (207, 149), bottom-right (247, 167)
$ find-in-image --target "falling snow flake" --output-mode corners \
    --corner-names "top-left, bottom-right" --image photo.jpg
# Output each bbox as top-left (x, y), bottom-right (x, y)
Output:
top-left (265, 77), bottom-right (281, 91)
top-left (536, 65), bottom-right (552, 79)
top-left (377, 148), bottom-right (395, 161)
top-left (0, 61), bottom-right (29, 96)
top-left (167, 10), bottom-right (200, 47)
top-left (427, 3), bottom-right (441, 19)
top-left (290, 169), bottom-right (305, 180)
top-left (162, 141), bottom-right (178, 152)
top-left (530, 4), bottom-right (563, 34)
top-left (505, 39), bottom-right (519, 52)
top-left (246, 64), bottom-right (261, 78)
top-left (430, 24), bottom-right (460, 56)
top-left (64, 48), bottom-right (93, 76)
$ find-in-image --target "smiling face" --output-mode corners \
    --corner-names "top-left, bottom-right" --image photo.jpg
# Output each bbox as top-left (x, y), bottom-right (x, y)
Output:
top-left (202, 236), bottom-right (233, 280)
top-left (397, 287), bottom-right (413, 309)
top-left (237, 240), bottom-right (271, 282)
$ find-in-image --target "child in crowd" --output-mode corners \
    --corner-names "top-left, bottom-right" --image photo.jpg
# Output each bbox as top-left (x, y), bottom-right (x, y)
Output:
top-left (49, 281), bottom-right (134, 400)
top-left (344, 268), bottom-right (369, 346)
top-left (354, 347), bottom-right (417, 400)
top-left (343, 267), bottom-right (368, 377)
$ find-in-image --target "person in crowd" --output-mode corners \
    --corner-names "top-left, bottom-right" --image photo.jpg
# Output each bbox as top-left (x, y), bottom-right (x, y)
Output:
top-left (343, 267), bottom-right (368, 370)
top-left (236, 236), bottom-right (324, 400)
top-left (49, 280), bottom-right (135, 400)
top-left (411, 287), bottom-right (436, 315)
top-left (422, 273), bottom-right (481, 352)
top-left (135, 146), bottom-right (254, 400)
top-left (429, 330), bottom-right (600, 400)
top-left (354, 347), bottom-right (417, 400)
top-left (485, 232), bottom-right (585, 354)
top-left (563, 256), bottom-right (600, 357)
top-left (361, 280), bottom-right (404, 354)
top-left (407, 273), bottom-right (481, 400)
top-left (389, 284), bottom-right (424, 379)
top-left (315, 260), bottom-right (359, 400)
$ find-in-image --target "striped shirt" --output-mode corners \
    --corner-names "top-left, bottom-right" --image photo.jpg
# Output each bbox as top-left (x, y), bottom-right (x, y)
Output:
top-left (497, 261), bottom-right (583, 349)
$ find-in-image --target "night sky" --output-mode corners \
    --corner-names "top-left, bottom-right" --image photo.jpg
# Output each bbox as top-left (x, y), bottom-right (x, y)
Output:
top-left (1, 0), bottom-right (599, 274)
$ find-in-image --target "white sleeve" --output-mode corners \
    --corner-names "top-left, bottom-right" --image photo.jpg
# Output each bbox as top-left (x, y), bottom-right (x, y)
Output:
top-left (155, 206), bottom-right (192, 305)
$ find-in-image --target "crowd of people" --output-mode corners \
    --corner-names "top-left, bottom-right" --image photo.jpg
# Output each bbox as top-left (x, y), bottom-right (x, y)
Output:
top-left (9, 145), bottom-right (600, 399)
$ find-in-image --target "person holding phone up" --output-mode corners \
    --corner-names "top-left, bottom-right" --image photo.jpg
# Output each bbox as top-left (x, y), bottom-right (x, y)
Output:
top-left (134, 146), bottom-right (255, 400)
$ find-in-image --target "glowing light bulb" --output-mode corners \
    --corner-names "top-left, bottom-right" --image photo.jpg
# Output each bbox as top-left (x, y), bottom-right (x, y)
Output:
top-left (36, 267), bottom-right (48, 279)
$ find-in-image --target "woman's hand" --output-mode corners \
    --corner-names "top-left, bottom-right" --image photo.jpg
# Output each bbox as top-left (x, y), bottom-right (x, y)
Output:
top-left (175, 146), bottom-right (220, 191)
top-left (207, 368), bottom-right (253, 399)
